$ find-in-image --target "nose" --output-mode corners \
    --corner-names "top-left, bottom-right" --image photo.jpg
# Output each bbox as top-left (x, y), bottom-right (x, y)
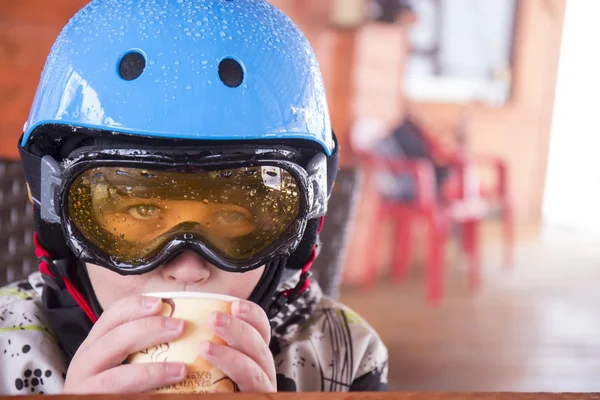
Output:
top-left (160, 250), bottom-right (211, 285)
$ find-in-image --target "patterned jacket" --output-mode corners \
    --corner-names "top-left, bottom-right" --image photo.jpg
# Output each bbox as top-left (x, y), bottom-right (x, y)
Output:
top-left (0, 272), bottom-right (388, 394)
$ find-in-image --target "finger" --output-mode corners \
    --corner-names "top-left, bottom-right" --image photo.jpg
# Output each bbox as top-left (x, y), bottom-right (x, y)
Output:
top-left (199, 342), bottom-right (275, 393)
top-left (209, 312), bottom-right (276, 380)
top-left (83, 295), bottom-right (164, 348)
top-left (231, 300), bottom-right (271, 344)
top-left (65, 362), bottom-right (187, 394)
top-left (73, 316), bottom-right (185, 377)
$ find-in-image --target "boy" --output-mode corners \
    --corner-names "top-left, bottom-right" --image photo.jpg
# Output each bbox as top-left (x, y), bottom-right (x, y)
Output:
top-left (0, 0), bottom-right (388, 394)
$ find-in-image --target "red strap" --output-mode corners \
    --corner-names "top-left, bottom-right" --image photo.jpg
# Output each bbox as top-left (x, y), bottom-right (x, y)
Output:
top-left (282, 247), bottom-right (316, 297)
top-left (297, 216), bottom-right (325, 293)
top-left (282, 216), bottom-right (325, 297)
top-left (63, 278), bottom-right (98, 323)
top-left (33, 233), bottom-right (98, 323)
top-left (33, 233), bottom-right (53, 277)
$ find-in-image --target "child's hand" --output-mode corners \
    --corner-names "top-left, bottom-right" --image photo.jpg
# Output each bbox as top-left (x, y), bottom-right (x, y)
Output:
top-left (63, 295), bottom-right (187, 394)
top-left (199, 299), bottom-right (277, 392)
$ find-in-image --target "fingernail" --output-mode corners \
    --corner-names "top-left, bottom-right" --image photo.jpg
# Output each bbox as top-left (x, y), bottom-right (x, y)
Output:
top-left (167, 363), bottom-right (186, 378)
top-left (143, 296), bottom-right (161, 309)
top-left (199, 340), bottom-right (214, 357)
top-left (212, 312), bottom-right (230, 328)
top-left (165, 318), bottom-right (184, 331)
top-left (234, 300), bottom-right (250, 315)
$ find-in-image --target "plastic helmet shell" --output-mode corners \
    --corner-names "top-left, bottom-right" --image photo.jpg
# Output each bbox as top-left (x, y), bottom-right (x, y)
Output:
top-left (22, 0), bottom-right (333, 155)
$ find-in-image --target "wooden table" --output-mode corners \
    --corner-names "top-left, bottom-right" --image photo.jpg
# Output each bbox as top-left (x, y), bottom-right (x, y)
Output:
top-left (2, 394), bottom-right (600, 400)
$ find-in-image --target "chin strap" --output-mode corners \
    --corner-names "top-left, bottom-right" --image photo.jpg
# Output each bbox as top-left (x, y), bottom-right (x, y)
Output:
top-left (249, 257), bottom-right (287, 311)
top-left (34, 233), bottom-right (98, 323)
top-left (267, 251), bottom-right (315, 320)
top-left (266, 217), bottom-right (323, 319)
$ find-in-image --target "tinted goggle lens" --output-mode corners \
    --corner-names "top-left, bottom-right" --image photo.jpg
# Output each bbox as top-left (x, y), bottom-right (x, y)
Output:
top-left (66, 166), bottom-right (301, 265)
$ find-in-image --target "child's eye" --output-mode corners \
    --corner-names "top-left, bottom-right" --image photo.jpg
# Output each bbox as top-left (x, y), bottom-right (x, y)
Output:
top-left (128, 204), bottom-right (161, 220)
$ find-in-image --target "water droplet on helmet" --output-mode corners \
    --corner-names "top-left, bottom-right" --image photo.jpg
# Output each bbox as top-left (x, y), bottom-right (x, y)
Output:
top-left (183, 233), bottom-right (193, 240)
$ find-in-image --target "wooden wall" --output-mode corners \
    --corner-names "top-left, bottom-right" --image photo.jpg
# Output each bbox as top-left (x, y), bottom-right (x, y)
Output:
top-left (0, 0), bottom-right (89, 158)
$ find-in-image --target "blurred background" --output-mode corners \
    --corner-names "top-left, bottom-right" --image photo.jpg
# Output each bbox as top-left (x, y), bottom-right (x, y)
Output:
top-left (0, 0), bottom-right (598, 392)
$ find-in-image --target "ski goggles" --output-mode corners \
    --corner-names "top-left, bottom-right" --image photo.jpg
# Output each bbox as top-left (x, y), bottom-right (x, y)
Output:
top-left (34, 146), bottom-right (329, 274)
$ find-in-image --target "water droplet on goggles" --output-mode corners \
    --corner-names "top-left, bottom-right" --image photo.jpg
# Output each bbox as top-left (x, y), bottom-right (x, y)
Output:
top-left (140, 170), bottom-right (158, 179)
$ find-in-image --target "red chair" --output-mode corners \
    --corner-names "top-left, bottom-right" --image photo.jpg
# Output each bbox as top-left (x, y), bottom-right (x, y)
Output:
top-left (354, 119), bottom-right (514, 305)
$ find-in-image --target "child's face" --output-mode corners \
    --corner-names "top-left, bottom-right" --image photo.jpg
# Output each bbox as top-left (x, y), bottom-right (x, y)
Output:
top-left (86, 250), bottom-right (265, 310)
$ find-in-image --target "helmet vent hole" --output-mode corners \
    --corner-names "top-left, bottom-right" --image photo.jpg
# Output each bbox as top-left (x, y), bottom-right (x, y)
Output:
top-left (119, 51), bottom-right (146, 81)
top-left (218, 58), bottom-right (244, 88)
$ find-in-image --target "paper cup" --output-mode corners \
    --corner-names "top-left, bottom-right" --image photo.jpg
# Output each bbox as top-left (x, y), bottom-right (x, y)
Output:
top-left (127, 292), bottom-right (238, 394)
